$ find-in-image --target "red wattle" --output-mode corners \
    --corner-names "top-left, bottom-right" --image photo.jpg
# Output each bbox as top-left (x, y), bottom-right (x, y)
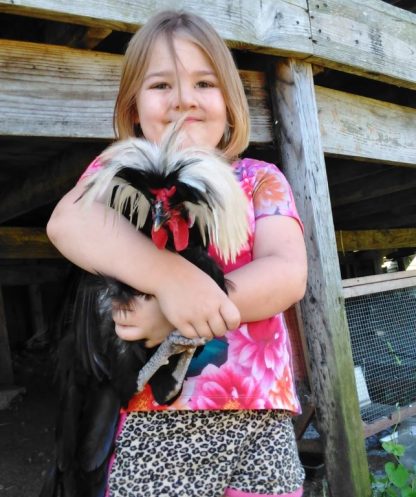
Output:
top-left (169, 216), bottom-right (189, 252)
top-left (151, 227), bottom-right (169, 250)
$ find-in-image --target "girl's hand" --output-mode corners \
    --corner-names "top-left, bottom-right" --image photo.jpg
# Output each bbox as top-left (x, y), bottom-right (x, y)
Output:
top-left (154, 269), bottom-right (241, 341)
top-left (112, 295), bottom-right (175, 348)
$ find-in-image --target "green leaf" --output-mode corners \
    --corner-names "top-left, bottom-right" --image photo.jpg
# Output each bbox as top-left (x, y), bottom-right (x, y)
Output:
top-left (401, 489), bottom-right (416, 497)
top-left (383, 442), bottom-right (406, 457)
top-left (385, 462), bottom-right (409, 488)
top-left (385, 487), bottom-right (399, 497)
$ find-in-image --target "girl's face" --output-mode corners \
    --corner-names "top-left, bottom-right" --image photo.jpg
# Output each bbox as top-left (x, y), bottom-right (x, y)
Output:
top-left (136, 35), bottom-right (227, 150)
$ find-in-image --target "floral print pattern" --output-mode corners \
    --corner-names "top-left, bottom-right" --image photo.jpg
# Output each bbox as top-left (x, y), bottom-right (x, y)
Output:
top-left (81, 157), bottom-right (303, 414)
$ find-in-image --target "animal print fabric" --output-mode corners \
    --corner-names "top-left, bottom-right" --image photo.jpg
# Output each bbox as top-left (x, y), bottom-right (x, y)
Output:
top-left (107, 409), bottom-right (305, 497)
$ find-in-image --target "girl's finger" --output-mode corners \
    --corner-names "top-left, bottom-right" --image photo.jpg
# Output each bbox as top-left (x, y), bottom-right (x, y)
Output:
top-left (220, 301), bottom-right (241, 331)
top-left (191, 321), bottom-right (215, 340)
top-left (114, 324), bottom-right (145, 341)
top-left (207, 314), bottom-right (228, 337)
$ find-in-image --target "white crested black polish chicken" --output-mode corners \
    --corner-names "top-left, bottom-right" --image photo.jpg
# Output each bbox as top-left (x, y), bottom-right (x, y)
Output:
top-left (40, 124), bottom-right (249, 497)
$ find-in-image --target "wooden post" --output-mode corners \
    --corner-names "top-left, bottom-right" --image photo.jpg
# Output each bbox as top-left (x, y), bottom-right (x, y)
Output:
top-left (28, 284), bottom-right (46, 340)
top-left (0, 287), bottom-right (14, 385)
top-left (270, 58), bottom-right (371, 497)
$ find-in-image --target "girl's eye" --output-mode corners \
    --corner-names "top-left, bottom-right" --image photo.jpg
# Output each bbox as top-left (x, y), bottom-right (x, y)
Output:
top-left (151, 82), bottom-right (169, 90)
top-left (196, 81), bottom-right (215, 88)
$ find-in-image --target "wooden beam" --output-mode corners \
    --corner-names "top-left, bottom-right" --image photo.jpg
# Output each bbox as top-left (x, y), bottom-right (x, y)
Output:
top-left (0, 227), bottom-right (61, 259)
top-left (316, 86), bottom-right (416, 167)
top-left (0, 40), bottom-right (120, 139)
top-left (0, 261), bottom-right (71, 285)
top-left (335, 228), bottom-right (416, 252)
top-left (343, 270), bottom-right (416, 298)
top-left (28, 284), bottom-right (45, 339)
top-left (0, 0), bottom-right (312, 56)
top-left (84, 27), bottom-right (113, 49)
top-left (0, 39), bottom-right (273, 143)
top-left (326, 160), bottom-right (386, 188)
top-left (307, 0), bottom-right (416, 90)
top-left (1, 0), bottom-right (416, 89)
top-left (2, 39), bottom-right (415, 166)
top-left (337, 211), bottom-right (416, 231)
top-left (271, 58), bottom-right (371, 497)
top-left (330, 167), bottom-right (416, 208)
top-left (0, 142), bottom-right (105, 223)
top-left (0, 288), bottom-right (14, 384)
top-left (363, 403), bottom-right (416, 438)
top-left (333, 188), bottom-right (416, 224)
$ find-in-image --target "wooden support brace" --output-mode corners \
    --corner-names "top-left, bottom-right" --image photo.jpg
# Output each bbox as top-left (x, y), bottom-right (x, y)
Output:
top-left (270, 58), bottom-right (371, 497)
top-left (0, 287), bottom-right (14, 385)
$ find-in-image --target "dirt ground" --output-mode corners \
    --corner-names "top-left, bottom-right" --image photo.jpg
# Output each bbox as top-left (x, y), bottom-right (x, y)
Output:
top-left (0, 349), bottom-right (56, 497)
top-left (0, 348), bottom-right (385, 497)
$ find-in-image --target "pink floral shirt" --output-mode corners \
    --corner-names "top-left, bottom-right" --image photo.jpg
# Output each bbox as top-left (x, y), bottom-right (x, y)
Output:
top-left (81, 157), bottom-right (303, 414)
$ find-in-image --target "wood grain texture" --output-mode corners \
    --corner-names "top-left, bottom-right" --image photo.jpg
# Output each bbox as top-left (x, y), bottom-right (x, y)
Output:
top-left (307, 0), bottom-right (416, 89)
top-left (3, 40), bottom-right (415, 167)
top-left (0, 227), bottom-right (61, 259)
top-left (0, 0), bottom-right (312, 55)
top-left (316, 86), bottom-right (416, 166)
top-left (0, 143), bottom-right (105, 223)
top-left (0, 40), bottom-right (121, 139)
top-left (0, 40), bottom-right (273, 143)
top-left (343, 269), bottom-right (416, 297)
top-left (0, 289), bottom-right (14, 384)
top-left (336, 228), bottom-right (416, 252)
top-left (272, 58), bottom-right (371, 497)
top-left (2, 0), bottom-right (416, 88)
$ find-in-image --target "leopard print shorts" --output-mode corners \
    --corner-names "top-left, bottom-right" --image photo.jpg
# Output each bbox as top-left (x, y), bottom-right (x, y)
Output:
top-left (107, 409), bottom-right (304, 497)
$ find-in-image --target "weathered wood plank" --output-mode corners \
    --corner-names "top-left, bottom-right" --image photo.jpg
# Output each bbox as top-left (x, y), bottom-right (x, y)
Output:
top-left (3, 40), bottom-right (415, 166)
top-left (335, 228), bottom-right (416, 252)
top-left (0, 227), bottom-right (61, 259)
top-left (0, 143), bottom-right (105, 223)
top-left (0, 288), bottom-right (14, 384)
top-left (363, 403), bottom-right (416, 438)
top-left (0, 40), bottom-right (121, 139)
top-left (0, 39), bottom-right (273, 143)
top-left (0, 0), bottom-right (312, 56)
top-left (28, 284), bottom-right (46, 340)
top-left (307, 0), bottom-right (416, 90)
top-left (330, 167), bottom-right (416, 208)
top-left (343, 270), bottom-right (416, 298)
top-left (271, 58), bottom-right (371, 497)
top-left (333, 189), bottom-right (416, 224)
top-left (316, 86), bottom-right (416, 166)
top-left (2, 0), bottom-right (416, 88)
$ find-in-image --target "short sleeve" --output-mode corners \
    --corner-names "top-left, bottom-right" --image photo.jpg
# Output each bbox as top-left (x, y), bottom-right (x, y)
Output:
top-left (78, 157), bottom-right (103, 182)
top-left (252, 163), bottom-right (304, 232)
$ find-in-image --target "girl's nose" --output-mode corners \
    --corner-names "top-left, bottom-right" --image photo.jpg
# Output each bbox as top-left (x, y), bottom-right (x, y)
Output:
top-left (172, 84), bottom-right (197, 111)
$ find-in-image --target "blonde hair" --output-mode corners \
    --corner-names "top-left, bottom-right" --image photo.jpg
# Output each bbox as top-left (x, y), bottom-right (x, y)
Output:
top-left (114, 10), bottom-right (250, 160)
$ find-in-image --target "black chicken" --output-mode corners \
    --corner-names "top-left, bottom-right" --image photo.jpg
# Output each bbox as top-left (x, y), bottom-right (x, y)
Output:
top-left (40, 125), bottom-right (249, 497)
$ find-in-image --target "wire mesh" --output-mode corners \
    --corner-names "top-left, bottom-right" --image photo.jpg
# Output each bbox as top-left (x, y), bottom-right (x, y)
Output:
top-left (345, 286), bottom-right (416, 424)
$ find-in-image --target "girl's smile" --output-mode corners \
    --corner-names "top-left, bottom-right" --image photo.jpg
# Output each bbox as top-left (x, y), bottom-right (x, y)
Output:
top-left (136, 35), bottom-right (227, 150)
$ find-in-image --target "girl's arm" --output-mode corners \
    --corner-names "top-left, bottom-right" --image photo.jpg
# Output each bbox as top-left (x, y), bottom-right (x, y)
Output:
top-left (226, 214), bottom-right (307, 323)
top-left (113, 213), bottom-right (307, 343)
top-left (47, 180), bottom-right (240, 338)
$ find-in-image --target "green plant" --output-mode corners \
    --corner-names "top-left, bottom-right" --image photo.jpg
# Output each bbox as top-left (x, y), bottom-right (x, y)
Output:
top-left (371, 441), bottom-right (416, 497)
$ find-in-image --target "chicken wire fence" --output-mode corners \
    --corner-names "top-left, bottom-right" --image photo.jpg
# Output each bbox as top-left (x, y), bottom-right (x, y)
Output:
top-left (344, 285), bottom-right (416, 424)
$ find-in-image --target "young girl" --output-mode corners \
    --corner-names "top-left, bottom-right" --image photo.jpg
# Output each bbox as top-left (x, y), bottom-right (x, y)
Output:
top-left (47, 10), bottom-right (307, 497)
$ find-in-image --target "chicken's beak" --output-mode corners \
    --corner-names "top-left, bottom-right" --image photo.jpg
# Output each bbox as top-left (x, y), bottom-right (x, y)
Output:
top-left (153, 201), bottom-right (169, 231)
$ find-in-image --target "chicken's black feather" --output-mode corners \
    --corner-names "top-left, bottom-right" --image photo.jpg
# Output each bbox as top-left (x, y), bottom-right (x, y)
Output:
top-left (41, 131), bottom-right (249, 497)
